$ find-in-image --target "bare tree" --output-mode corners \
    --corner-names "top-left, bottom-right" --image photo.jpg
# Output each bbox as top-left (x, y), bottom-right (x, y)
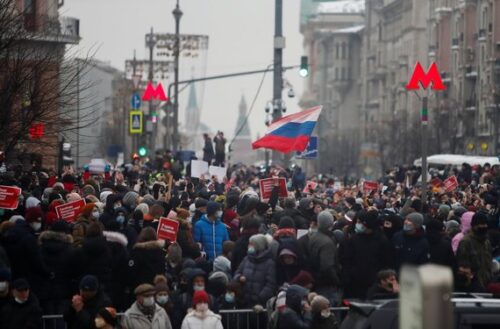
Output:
top-left (0, 0), bottom-right (97, 167)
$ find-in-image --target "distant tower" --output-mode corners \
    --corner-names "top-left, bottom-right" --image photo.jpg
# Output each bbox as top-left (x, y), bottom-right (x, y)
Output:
top-left (184, 83), bottom-right (201, 151)
top-left (232, 95), bottom-right (255, 165)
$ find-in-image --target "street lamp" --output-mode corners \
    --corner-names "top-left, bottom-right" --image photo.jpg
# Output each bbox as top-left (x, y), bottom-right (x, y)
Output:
top-left (172, 0), bottom-right (183, 152)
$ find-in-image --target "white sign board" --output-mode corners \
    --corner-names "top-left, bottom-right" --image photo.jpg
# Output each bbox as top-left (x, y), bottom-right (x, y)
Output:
top-left (191, 160), bottom-right (209, 178)
top-left (209, 166), bottom-right (227, 180)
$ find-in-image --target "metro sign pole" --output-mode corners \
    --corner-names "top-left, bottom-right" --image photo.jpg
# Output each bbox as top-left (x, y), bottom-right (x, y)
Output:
top-left (406, 62), bottom-right (446, 205)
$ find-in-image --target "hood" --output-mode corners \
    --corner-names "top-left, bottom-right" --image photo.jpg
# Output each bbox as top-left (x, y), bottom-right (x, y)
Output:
top-left (103, 230), bottom-right (128, 247)
top-left (39, 230), bottom-right (73, 244)
top-left (104, 193), bottom-right (124, 213)
top-left (460, 212), bottom-right (474, 234)
top-left (286, 285), bottom-right (309, 313)
top-left (133, 240), bottom-right (164, 250)
top-left (82, 236), bottom-right (108, 255)
top-left (248, 247), bottom-right (273, 263)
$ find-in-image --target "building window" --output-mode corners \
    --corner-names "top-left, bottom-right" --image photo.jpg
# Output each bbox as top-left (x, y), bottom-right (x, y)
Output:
top-left (335, 67), bottom-right (339, 80)
top-left (341, 67), bottom-right (345, 80)
top-left (341, 42), bottom-right (347, 59)
top-left (336, 44), bottom-right (339, 59)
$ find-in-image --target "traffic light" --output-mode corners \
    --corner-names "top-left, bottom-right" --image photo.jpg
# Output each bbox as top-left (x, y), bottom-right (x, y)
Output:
top-left (299, 56), bottom-right (309, 77)
top-left (138, 146), bottom-right (148, 157)
top-left (62, 142), bottom-right (73, 165)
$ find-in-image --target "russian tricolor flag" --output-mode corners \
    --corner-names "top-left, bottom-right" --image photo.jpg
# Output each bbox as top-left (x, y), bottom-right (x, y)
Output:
top-left (252, 106), bottom-right (322, 153)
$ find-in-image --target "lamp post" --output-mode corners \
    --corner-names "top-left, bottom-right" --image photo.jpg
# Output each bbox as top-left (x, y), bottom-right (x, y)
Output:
top-left (172, 0), bottom-right (183, 152)
top-left (272, 0), bottom-right (284, 165)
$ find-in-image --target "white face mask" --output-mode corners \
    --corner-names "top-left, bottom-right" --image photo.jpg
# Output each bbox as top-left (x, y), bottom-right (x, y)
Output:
top-left (30, 222), bottom-right (42, 231)
top-left (157, 295), bottom-right (169, 305)
top-left (193, 284), bottom-right (205, 292)
top-left (321, 310), bottom-right (331, 318)
top-left (0, 281), bottom-right (7, 292)
top-left (215, 210), bottom-right (223, 218)
top-left (92, 211), bottom-right (100, 219)
top-left (142, 296), bottom-right (155, 307)
top-left (15, 297), bottom-right (27, 304)
top-left (196, 303), bottom-right (209, 313)
top-left (95, 318), bottom-right (106, 328)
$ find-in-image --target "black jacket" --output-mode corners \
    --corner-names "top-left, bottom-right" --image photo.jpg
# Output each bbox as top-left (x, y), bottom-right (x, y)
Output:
top-left (63, 290), bottom-right (112, 329)
top-left (310, 313), bottom-right (339, 329)
top-left (0, 293), bottom-right (42, 329)
top-left (277, 285), bottom-right (311, 329)
top-left (231, 228), bottom-right (259, 274)
top-left (103, 231), bottom-right (130, 311)
top-left (392, 230), bottom-right (430, 271)
top-left (81, 236), bottom-right (113, 292)
top-left (128, 240), bottom-right (166, 289)
top-left (427, 232), bottom-right (456, 269)
top-left (340, 230), bottom-right (393, 298)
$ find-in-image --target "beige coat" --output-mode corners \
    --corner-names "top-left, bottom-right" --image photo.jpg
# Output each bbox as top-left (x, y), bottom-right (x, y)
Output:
top-left (122, 302), bottom-right (172, 329)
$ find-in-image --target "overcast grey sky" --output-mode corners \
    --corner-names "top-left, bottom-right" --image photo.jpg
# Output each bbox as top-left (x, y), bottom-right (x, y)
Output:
top-left (62, 0), bottom-right (304, 141)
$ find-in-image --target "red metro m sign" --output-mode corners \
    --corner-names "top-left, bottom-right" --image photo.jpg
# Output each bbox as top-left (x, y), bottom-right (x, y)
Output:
top-left (406, 62), bottom-right (446, 91)
top-left (142, 82), bottom-right (168, 101)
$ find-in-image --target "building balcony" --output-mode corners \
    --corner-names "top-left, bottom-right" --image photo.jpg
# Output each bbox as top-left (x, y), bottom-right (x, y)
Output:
top-left (23, 14), bottom-right (80, 44)
top-left (452, 38), bottom-right (459, 50)
top-left (465, 98), bottom-right (477, 110)
top-left (465, 66), bottom-right (477, 79)
top-left (479, 29), bottom-right (487, 42)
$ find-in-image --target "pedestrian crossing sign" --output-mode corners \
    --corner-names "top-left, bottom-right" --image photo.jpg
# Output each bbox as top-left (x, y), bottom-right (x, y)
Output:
top-left (129, 111), bottom-right (143, 134)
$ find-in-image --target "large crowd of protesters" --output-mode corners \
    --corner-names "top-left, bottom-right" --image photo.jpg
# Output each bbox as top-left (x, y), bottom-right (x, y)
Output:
top-left (0, 153), bottom-right (500, 329)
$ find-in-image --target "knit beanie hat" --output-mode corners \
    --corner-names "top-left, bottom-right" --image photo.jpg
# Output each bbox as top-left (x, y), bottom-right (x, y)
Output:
top-left (249, 234), bottom-right (268, 252)
top-left (100, 191), bottom-right (113, 204)
top-left (98, 307), bottom-right (117, 326)
top-left (311, 295), bottom-right (330, 313)
top-left (445, 220), bottom-right (460, 231)
top-left (406, 212), bottom-right (424, 228)
top-left (471, 212), bottom-right (488, 227)
top-left (279, 216), bottom-right (296, 229)
top-left (135, 203), bottom-right (149, 216)
top-left (80, 275), bottom-right (99, 291)
top-left (318, 210), bottom-right (334, 230)
top-left (123, 191), bottom-right (139, 209)
top-left (176, 208), bottom-right (190, 220)
top-left (359, 210), bottom-right (380, 230)
top-left (206, 201), bottom-right (221, 216)
top-left (82, 185), bottom-right (96, 197)
top-left (192, 290), bottom-right (209, 306)
top-left (438, 204), bottom-right (451, 217)
top-left (299, 198), bottom-right (312, 210)
top-left (142, 194), bottom-right (156, 207)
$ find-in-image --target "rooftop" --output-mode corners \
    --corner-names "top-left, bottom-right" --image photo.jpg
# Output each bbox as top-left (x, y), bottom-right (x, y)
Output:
top-left (316, 0), bottom-right (365, 14)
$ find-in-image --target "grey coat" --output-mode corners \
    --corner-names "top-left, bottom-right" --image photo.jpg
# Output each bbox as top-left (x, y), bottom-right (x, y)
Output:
top-left (234, 248), bottom-right (277, 307)
top-left (308, 229), bottom-right (340, 288)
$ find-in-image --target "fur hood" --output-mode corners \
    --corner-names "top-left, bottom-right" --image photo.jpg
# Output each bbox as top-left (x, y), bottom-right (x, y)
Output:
top-left (103, 230), bottom-right (128, 247)
top-left (39, 230), bottom-right (73, 244)
top-left (133, 240), bottom-right (164, 250)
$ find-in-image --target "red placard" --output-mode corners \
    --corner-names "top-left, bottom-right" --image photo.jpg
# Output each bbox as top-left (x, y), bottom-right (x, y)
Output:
top-left (303, 181), bottom-right (318, 193)
top-left (259, 178), bottom-right (288, 200)
top-left (363, 181), bottom-right (379, 193)
top-left (55, 199), bottom-right (86, 223)
top-left (0, 185), bottom-right (22, 210)
top-left (157, 217), bottom-right (180, 242)
top-left (225, 176), bottom-right (236, 193)
top-left (444, 176), bottom-right (459, 193)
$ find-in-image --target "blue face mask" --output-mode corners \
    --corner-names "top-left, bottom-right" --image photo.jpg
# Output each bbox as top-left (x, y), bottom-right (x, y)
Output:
top-left (116, 215), bottom-right (125, 224)
top-left (355, 223), bottom-right (366, 234)
top-left (247, 246), bottom-right (256, 255)
top-left (225, 293), bottom-right (235, 303)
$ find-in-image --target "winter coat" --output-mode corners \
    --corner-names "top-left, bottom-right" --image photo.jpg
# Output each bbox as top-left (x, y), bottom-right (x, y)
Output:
top-left (273, 209), bottom-right (308, 230)
top-left (456, 232), bottom-right (493, 287)
top-left (276, 238), bottom-right (304, 286)
top-left (122, 302), bottom-right (173, 329)
top-left (277, 285), bottom-right (311, 329)
top-left (234, 248), bottom-right (276, 307)
top-left (63, 290), bottom-right (112, 329)
top-left (181, 310), bottom-right (223, 329)
top-left (72, 217), bottom-right (92, 248)
top-left (308, 229), bottom-right (340, 289)
top-left (81, 235), bottom-right (113, 292)
top-left (1, 220), bottom-right (50, 296)
top-left (38, 231), bottom-right (82, 310)
top-left (0, 293), bottom-right (43, 329)
top-left (392, 230), bottom-right (430, 270)
top-left (128, 240), bottom-right (166, 290)
top-left (103, 230), bottom-right (130, 311)
top-left (452, 212), bottom-right (474, 254)
top-left (203, 138), bottom-right (215, 163)
top-left (193, 215), bottom-right (229, 261)
top-left (340, 230), bottom-right (393, 298)
top-left (177, 220), bottom-right (201, 260)
top-left (427, 233), bottom-right (456, 269)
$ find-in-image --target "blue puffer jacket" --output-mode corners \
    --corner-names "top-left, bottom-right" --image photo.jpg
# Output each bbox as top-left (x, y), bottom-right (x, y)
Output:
top-left (193, 215), bottom-right (229, 261)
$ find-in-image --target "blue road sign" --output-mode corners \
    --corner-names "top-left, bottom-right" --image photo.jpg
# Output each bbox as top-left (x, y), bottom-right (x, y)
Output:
top-left (131, 93), bottom-right (141, 109)
top-left (296, 136), bottom-right (318, 159)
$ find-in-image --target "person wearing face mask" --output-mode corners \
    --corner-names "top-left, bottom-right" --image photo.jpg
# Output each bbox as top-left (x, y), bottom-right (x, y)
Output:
top-left (181, 290), bottom-right (223, 329)
top-left (193, 201), bottom-right (230, 261)
top-left (339, 210), bottom-right (392, 299)
top-left (391, 212), bottom-right (430, 271)
top-left (94, 307), bottom-right (118, 329)
top-left (310, 295), bottom-right (339, 329)
top-left (457, 212), bottom-right (493, 287)
top-left (25, 206), bottom-right (44, 233)
top-left (155, 275), bottom-right (174, 319)
top-left (122, 283), bottom-right (172, 329)
top-left (0, 278), bottom-right (42, 329)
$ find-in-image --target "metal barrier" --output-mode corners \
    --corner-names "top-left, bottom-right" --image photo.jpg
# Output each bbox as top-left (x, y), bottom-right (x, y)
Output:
top-left (42, 307), bottom-right (350, 329)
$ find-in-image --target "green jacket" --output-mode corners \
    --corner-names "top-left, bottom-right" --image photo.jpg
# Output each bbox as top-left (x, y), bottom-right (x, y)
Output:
top-left (456, 232), bottom-right (492, 287)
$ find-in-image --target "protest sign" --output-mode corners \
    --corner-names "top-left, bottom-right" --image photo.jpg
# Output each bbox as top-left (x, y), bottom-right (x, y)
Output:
top-left (444, 176), bottom-right (458, 193)
top-left (209, 166), bottom-right (227, 180)
top-left (363, 181), bottom-right (379, 193)
top-left (259, 178), bottom-right (287, 200)
top-left (157, 217), bottom-right (180, 241)
top-left (0, 185), bottom-right (21, 209)
top-left (303, 181), bottom-right (318, 193)
top-left (55, 199), bottom-right (86, 222)
top-left (191, 160), bottom-right (209, 178)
